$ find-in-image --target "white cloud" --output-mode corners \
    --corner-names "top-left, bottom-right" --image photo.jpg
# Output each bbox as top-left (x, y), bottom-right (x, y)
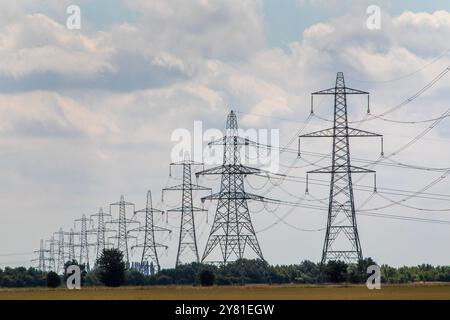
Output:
top-left (124, 0), bottom-right (265, 61)
top-left (0, 14), bottom-right (113, 78)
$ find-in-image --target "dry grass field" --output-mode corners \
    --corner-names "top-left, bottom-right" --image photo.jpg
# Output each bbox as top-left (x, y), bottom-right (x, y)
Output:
top-left (0, 283), bottom-right (450, 300)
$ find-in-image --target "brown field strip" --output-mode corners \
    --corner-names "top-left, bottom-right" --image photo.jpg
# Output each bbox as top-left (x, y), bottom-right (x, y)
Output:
top-left (1, 283), bottom-right (450, 300)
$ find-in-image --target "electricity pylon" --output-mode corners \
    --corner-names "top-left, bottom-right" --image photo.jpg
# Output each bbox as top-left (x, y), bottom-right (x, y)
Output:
top-left (131, 190), bottom-right (171, 273)
top-left (109, 195), bottom-right (138, 264)
top-left (53, 228), bottom-right (66, 273)
top-left (196, 110), bottom-right (266, 264)
top-left (74, 214), bottom-right (94, 270)
top-left (32, 239), bottom-right (50, 271)
top-left (66, 229), bottom-right (76, 262)
top-left (91, 207), bottom-right (113, 262)
top-left (163, 161), bottom-right (210, 267)
top-left (299, 72), bottom-right (383, 265)
top-left (46, 237), bottom-right (57, 271)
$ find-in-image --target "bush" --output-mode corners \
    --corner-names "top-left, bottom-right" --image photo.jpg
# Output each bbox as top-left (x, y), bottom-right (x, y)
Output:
top-left (215, 275), bottom-right (233, 286)
top-left (85, 269), bottom-right (101, 286)
top-left (156, 275), bottom-right (172, 285)
top-left (46, 271), bottom-right (61, 288)
top-left (324, 261), bottom-right (348, 283)
top-left (125, 269), bottom-right (147, 286)
top-left (97, 248), bottom-right (126, 287)
top-left (199, 269), bottom-right (215, 286)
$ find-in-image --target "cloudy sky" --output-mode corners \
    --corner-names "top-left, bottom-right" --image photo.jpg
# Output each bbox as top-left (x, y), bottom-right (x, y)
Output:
top-left (1, 0), bottom-right (450, 268)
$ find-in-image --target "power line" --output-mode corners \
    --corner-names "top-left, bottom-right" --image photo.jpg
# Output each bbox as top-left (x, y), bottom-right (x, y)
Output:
top-left (262, 197), bottom-right (450, 226)
top-left (346, 49), bottom-right (450, 84)
top-left (261, 172), bottom-right (450, 202)
top-left (310, 66), bottom-right (450, 124)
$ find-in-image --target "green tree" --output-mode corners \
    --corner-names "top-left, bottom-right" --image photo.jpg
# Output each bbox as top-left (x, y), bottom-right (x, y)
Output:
top-left (85, 268), bottom-right (101, 286)
top-left (46, 271), bottom-right (61, 288)
top-left (324, 260), bottom-right (348, 283)
top-left (97, 248), bottom-right (126, 287)
top-left (125, 269), bottom-right (148, 286)
top-left (199, 269), bottom-right (215, 286)
top-left (156, 274), bottom-right (172, 285)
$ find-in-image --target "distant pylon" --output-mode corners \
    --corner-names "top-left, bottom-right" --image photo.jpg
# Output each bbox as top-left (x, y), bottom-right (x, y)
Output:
top-left (67, 229), bottom-right (76, 261)
top-left (196, 110), bottom-right (267, 263)
top-left (53, 228), bottom-right (66, 273)
top-left (109, 195), bottom-right (138, 264)
top-left (131, 190), bottom-right (171, 273)
top-left (74, 214), bottom-right (94, 269)
top-left (163, 160), bottom-right (210, 267)
top-left (32, 239), bottom-right (49, 271)
top-left (300, 72), bottom-right (383, 265)
top-left (91, 207), bottom-right (113, 262)
top-left (46, 236), bottom-right (57, 271)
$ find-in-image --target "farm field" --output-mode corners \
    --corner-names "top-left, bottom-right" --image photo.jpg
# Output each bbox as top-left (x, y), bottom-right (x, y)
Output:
top-left (1, 283), bottom-right (450, 300)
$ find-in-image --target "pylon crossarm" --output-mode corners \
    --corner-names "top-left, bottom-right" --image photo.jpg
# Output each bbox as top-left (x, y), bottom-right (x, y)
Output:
top-left (195, 165), bottom-right (224, 176)
top-left (342, 86), bottom-right (369, 95)
top-left (312, 87), bottom-right (337, 95)
top-left (307, 165), bottom-right (375, 174)
top-left (312, 87), bottom-right (368, 95)
top-left (110, 200), bottom-right (134, 206)
top-left (127, 226), bottom-right (144, 233)
top-left (162, 183), bottom-right (184, 191)
top-left (109, 218), bottom-right (140, 225)
top-left (129, 224), bottom-right (171, 233)
top-left (163, 184), bottom-right (210, 191)
top-left (196, 164), bottom-right (261, 177)
top-left (134, 207), bottom-right (164, 215)
top-left (201, 191), bottom-right (265, 202)
top-left (300, 127), bottom-right (334, 137)
top-left (300, 127), bottom-right (381, 138)
top-left (190, 184), bottom-right (212, 190)
top-left (167, 206), bottom-right (207, 212)
top-left (169, 160), bottom-right (204, 166)
top-left (207, 136), bottom-right (258, 147)
top-left (347, 127), bottom-right (382, 137)
top-left (132, 243), bottom-right (168, 250)
top-left (153, 226), bottom-right (172, 233)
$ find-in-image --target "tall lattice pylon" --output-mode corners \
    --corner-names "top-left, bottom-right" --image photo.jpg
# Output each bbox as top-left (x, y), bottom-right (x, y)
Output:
top-left (75, 214), bottom-right (94, 270)
top-left (299, 72), bottom-right (383, 265)
top-left (131, 190), bottom-right (171, 273)
top-left (163, 161), bottom-right (210, 267)
top-left (196, 110), bottom-right (266, 264)
top-left (109, 196), bottom-right (138, 264)
top-left (91, 207), bottom-right (113, 262)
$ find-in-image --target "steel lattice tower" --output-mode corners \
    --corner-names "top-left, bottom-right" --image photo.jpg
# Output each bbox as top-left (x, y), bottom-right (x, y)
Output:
top-left (46, 237), bottom-right (56, 271)
top-left (54, 228), bottom-right (66, 273)
top-left (91, 207), bottom-right (113, 262)
top-left (109, 196), bottom-right (137, 264)
top-left (163, 161), bottom-right (210, 267)
top-left (196, 110), bottom-right (266, 264)
top-left (33, 239), bottom-right (49, 271)
top-left (131, 190), bottom-right (171, 273)
top-left (300, 72), bottom-right (383, 265)
top-left (75, 214), bottom-right (94, 269)
top-left (67, 229), bottom-right (76, 262)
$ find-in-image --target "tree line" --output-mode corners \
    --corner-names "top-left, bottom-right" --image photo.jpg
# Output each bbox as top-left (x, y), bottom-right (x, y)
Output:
top-left (1, 250), bottom-right (450, 288)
